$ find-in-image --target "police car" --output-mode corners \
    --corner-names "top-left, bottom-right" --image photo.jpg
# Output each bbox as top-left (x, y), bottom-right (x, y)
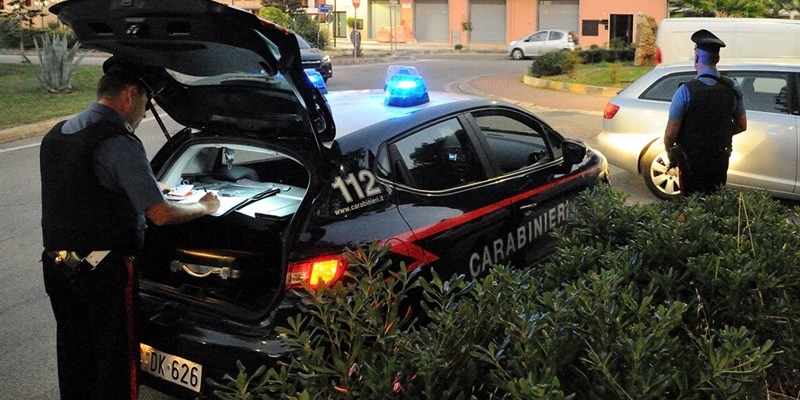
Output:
top-left (53, 0), bottom-right (609, 397)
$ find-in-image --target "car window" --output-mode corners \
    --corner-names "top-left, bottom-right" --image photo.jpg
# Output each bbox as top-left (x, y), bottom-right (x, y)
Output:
top-left (530, 31), bottom-right (548, 42)
top-left (728, 71), bottom-right (793, 115)
top-left (390, 118), bottom-right (486, 191)
top-left (640, 72), bottom-right (695, 101)
top-left (471, 112), bottom-right (553, 173)
top-left (295, 34), bottom-right (311, 49)
top-left (549, 31), bottom-right (564, 41)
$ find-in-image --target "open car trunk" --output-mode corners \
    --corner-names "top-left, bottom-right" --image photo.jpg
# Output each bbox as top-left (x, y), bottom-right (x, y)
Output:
top-left (137, 138), bottom-right (312, 321)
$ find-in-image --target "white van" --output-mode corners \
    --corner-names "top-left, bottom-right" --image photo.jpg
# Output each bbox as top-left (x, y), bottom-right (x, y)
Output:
top-left (655, 17), bottom-right (800, 64)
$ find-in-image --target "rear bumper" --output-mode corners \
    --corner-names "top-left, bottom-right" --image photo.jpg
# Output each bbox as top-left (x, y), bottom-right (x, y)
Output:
top-left (137, 293), bottom-right (298, 398)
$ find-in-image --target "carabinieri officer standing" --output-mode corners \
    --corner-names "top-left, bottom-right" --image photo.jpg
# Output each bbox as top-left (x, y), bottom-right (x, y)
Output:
top-left (40, 59), bottom-right (220, 400)
top-left (663, 29), bottom-right (748, 197)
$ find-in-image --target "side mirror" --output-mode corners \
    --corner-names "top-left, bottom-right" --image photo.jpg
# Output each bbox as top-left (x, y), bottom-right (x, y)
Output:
top-left (563, 140), bottom-right (587, 165)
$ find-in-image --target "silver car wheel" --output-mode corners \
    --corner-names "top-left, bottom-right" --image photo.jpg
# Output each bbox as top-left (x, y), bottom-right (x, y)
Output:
top-left (511, 49), bottom-right (525, 60)
top-left (642, 147), bottom-right (681, 200)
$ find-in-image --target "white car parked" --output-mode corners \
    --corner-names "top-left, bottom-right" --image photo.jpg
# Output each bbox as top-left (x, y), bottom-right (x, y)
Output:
top-left (508, 30), bottom-right (577, 60)
top-left (597, 59), bottom-right (800, 200)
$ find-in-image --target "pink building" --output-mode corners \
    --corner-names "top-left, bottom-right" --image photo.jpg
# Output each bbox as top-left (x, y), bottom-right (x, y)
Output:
top-left (6, 0), bottom-right (668, 49)
top-left (307, 0), bottom-right (667, 48)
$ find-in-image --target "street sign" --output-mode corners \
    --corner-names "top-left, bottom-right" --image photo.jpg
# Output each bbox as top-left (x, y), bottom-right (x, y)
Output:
top-left (352, 0), bottom-right (360, 8)
top-left (319, 4), bottom-right (332, 12)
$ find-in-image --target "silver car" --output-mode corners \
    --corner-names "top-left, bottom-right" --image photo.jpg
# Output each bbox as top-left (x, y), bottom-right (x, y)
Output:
top-left (597, 59), bottom-right (800, 200)
top-left (508, 30), bottom-right (577, 60)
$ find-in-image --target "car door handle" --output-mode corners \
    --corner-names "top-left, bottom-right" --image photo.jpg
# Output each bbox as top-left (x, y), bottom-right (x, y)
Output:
top-left (519, 202), bottom-right (538, 210)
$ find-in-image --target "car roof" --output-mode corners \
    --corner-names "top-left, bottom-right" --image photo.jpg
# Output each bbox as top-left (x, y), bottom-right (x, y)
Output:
top-left (655, 58), bottom-right (800, 70)
top-left (617, 58), bottom-right (800, 97)
top-left (51, 0), bottom-right (335, 144)
top-left (326, 90), bottom-right (477, 139)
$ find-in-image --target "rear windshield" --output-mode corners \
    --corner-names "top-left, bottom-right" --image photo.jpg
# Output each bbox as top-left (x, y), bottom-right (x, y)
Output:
top-left (639, 72), bottom-right (694, 101)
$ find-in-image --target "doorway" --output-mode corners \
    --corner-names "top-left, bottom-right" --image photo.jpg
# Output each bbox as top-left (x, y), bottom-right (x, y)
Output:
top-left (609, 14), bottom-right (633, 46)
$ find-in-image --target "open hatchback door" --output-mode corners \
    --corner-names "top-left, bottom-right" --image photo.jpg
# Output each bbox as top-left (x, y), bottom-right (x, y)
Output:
top-left (52, 0), bottom-right (335, 143)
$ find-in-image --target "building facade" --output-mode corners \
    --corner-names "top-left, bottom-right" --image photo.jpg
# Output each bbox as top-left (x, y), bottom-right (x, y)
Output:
top-left (3, 0), bottom-right (667, 49)
top-left (309, 0), bottom-right (667, 48)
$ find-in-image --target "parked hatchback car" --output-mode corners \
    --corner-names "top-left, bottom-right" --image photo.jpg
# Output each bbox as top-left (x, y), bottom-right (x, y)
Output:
top-left (508, 29), bottom-right (577, 60)
top-left (53, 0), bottom-right (609, 398)
top-left (598, 59), bottom-right (800, 200)
top-left (296, 32), bottom-right (332, 81)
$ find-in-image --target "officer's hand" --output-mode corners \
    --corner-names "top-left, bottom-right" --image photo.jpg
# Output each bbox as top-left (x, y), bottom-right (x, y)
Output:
top-left (157, 181), bottom-right (173, 194)
top-left (198, 192), bottom-right (221, 214)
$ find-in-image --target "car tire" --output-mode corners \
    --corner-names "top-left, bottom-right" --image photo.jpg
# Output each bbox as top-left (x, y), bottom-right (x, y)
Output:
top-left (511, 49), bottom-right (525, 60)
top-left (641, 143), bottom-right (681, 200)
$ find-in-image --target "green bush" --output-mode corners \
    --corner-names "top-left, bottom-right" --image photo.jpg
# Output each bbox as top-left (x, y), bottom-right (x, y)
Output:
top-left (578, 44), bottom-right (636, 64)
top-left (530, 50), bottom-right (581, 78)
top-left (289, 14), bottom-right (329, 49)
top-left (210, 187), bottom-right (800, 399)
top-left (545, 186), bottom-right (800, 397)
top-left (259, 6), bottom-right (330, 49)
top-left (0, 16), bottom-right (21, 49)
top-left (0, 17), bottom-right (78, 50)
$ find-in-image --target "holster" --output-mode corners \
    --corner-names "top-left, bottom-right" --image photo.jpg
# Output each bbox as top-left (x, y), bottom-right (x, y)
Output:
top-left (46, 250), bottom-right (85, 280)
top-left (44, 250), bottom-right (111, 280)
top-left (668, 144), bottom-right (691, 174)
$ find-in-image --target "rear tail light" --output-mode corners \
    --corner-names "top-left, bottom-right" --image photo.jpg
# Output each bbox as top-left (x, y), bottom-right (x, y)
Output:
top-left (603, 102), bottom-right (620, 120)
top-left (286, 255), bottom-right (348, 289)
top-left (654, 47), bottom-right (662, 65)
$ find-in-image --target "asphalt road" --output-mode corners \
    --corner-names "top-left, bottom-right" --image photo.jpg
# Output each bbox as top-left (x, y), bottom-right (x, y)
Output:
top-left (0, 53), bottom-right (654, 400)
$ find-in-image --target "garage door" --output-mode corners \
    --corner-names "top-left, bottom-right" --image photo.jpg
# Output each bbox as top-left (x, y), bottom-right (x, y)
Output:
top-left (469, 0), bottom-right (506, 43)
top-left (538, 0), bottom-right (578, 35)
top-left (415, 0), bottom-right (449, 41)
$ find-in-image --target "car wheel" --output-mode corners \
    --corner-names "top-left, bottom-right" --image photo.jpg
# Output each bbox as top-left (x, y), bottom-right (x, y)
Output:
top-left (641, 144), bottom-right (681, 200)
top-left (511, 49), bottom-right (525, 60)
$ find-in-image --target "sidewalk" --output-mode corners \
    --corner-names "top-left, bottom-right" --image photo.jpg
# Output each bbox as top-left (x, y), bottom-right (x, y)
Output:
top-left (0, 43), bottom-right (617, 144)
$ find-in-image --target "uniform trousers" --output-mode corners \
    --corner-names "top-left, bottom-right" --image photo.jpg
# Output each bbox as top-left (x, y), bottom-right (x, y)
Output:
top-left (42, 252), bottom-right (138, 400)
top-left (680, 149), bottom-right (730, 197)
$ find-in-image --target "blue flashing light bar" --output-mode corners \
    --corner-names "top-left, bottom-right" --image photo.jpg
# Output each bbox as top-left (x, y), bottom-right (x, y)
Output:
top-left (384, 66), bottom-right (429, 107)
top-left (304, 69), bottom-right (328, 94)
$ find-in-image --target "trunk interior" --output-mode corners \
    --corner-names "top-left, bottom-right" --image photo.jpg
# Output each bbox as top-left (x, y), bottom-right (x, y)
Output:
top-left (137, 141), bottom-right (310, 320)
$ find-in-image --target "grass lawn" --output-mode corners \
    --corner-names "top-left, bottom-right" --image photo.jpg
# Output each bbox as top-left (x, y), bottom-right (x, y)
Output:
top-left (538, 62), bottom-right (653, 87)
top-left (0, 63), bottom-right (103, 130)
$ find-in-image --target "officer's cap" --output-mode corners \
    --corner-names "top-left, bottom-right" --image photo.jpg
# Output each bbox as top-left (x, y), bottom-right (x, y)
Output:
top-left (102, 56), bottom-right (162, 97)
top-left (691, 29), bottom-right (726, 53)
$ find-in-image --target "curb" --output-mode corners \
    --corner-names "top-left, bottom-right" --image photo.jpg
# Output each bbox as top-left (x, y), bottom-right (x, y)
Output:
top-left (0, 117), bottom-right (71, 144)
top-left (523, 75), bottom-right (621, 97)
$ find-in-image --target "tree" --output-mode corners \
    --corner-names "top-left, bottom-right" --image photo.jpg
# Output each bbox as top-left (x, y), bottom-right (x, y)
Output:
top-left (259, 6), bottom-right (293, 27)
top-left (261, 0), bottom-right (304, 14)
top-left (669, 0), bottom-right (770, 17)
top-left (258, 5), bottom-right (329, 49)
top-left (764, 0), bottom-right (800, 17)
top-left (6, 0), bottom-right (43, 61)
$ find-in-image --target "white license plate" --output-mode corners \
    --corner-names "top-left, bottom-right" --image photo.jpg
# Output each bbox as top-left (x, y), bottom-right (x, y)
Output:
top-left (140, 343), bottom-right (203, 393)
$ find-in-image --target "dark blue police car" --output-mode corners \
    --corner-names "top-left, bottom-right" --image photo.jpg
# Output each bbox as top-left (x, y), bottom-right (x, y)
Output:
top-left (53, 0), bottom-right (609, 397)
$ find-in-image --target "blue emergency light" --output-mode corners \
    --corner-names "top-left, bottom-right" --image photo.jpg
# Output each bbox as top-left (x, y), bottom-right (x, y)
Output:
top-left (384, 66), bottom-right (429, 107)
top-left (304, 69), bottom-right (328, 94)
